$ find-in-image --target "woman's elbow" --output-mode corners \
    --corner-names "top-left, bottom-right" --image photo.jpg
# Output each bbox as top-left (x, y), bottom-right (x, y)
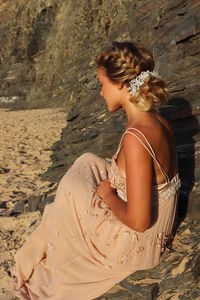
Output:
top-left (134, 223), bottom-right (149, 232)
top-left (127, 219), bottom-right (150, 232)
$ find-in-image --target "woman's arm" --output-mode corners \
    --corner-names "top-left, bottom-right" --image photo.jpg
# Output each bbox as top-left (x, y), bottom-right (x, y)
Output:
top-left (97, 133), bottom-right (153, 232)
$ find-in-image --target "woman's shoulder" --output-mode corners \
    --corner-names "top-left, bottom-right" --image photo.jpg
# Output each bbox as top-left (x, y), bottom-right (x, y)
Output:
top-left (123, 123), bottom-right (158, 154)
top-left (123, 114), bottom-right (175, 151)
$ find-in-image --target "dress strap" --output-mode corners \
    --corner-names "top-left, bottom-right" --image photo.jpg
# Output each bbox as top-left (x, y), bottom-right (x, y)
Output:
top-left (121, 127), bottom-right (170, 183)
top-left (116, 134), bottom-right (125, 156)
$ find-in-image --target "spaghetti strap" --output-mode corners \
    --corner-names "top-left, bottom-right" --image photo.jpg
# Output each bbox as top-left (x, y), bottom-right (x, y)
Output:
top-left (115, 134), bottom-right (125, 156)
top-left (127, 128), bottom-right (156, 157)
top-left (120, 127), bottom-right (170, 183)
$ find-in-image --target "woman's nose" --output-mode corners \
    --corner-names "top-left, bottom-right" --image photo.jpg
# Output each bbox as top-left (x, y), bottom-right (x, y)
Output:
top-left (100, 89), bottom-right (103, 97)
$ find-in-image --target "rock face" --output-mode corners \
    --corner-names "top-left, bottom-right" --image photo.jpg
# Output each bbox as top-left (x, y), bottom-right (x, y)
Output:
top-left (0, 0), bottom-right (200, 298)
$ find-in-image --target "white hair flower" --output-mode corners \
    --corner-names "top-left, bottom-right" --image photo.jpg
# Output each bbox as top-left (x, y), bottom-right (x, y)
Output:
top-left (127, 70), bottom-right (158, 96)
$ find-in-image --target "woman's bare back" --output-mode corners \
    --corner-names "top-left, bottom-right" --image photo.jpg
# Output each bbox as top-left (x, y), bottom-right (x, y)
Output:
top-left (116, 114), bottom-right (178, 185)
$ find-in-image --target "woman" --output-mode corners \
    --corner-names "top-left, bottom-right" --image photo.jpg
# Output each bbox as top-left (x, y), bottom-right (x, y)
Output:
top-left (11, 41), bottom-right (180, 300)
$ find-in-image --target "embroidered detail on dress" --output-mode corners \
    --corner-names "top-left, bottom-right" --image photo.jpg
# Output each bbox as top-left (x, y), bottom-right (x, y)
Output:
top-left (86, 176), bottom-right (94, 186)
top-left (152, 175), bottom-right (181, 204)
top-left (116, 231), bottom-right (139, 265)
top-left (100, 169), bottom-right (106, 176)
top-left (123, 230), bottom-right (131, 237)
top-left (91, 186), bottom-right (96, 193)
top-left (156, 232), bottom-right (172, 255)
top-left (136, 246), bottom-right (144, 255)
top-left (47, 242), bottom-right (55, 250)
top-left (71, 234), bottom-right (76, 241)
top-left (104, 264), bottom-right (112, 269)
top-left (133, 232), bottom-right (138, 242)
top-left (117, 259), bottom-right (125, 264)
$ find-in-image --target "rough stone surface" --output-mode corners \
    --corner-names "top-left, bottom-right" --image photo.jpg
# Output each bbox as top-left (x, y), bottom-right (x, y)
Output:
top-left (0, 0), bottom-right (200, 299)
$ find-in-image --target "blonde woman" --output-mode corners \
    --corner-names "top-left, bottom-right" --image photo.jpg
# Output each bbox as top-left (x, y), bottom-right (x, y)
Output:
top-left (12, 42), bottom-right (180, 300)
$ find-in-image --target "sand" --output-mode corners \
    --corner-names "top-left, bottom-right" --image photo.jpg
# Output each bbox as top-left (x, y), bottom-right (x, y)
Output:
top-left (0, 107), bottom-right (67, 299)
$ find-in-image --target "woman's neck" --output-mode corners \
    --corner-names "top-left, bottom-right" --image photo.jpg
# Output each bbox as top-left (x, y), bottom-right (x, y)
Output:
top-left (121, 97), bottom-right (153, 127)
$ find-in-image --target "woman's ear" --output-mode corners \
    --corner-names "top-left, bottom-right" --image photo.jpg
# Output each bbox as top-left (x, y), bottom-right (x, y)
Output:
top-left (120, 83), bottom-right (128, 93)
top-left (119, 82), bottom-right (124, 90)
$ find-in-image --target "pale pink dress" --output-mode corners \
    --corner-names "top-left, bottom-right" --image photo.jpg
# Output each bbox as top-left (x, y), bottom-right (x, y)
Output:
top-left (11, 128), bottom-right (181, 300)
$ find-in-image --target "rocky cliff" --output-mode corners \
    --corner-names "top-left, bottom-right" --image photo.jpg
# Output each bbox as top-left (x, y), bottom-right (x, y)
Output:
top-left (0, 0), bottom-right (200, 298)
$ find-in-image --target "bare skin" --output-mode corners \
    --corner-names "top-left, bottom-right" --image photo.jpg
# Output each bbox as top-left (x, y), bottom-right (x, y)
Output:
top-left (96, 67), bottom-right (178, 232)
top-left (118, 114), bottom-right (178, 184)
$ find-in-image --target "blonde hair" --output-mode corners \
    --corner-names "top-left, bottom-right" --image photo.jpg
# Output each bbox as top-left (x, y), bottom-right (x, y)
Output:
top-left (96, 41), bottom-right (169, 112)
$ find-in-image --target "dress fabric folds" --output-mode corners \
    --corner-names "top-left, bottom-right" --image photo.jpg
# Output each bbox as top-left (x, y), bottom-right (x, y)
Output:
top-left (11, 128), bottom-right (181, 300)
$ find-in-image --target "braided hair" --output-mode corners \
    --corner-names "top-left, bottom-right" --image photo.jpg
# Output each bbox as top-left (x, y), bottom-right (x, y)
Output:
top-left (96, 42), bottom-right (168, 112)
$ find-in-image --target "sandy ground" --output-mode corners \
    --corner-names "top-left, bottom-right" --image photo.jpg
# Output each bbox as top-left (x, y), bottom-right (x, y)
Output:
top-left (0, 108), bottom-right (67, 299)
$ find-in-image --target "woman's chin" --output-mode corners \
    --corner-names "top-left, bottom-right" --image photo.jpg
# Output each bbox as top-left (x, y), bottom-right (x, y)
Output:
top-left (107, 105), bottom-right (121, 112)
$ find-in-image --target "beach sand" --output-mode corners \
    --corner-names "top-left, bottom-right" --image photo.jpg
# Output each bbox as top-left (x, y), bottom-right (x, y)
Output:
top-left (0, 107), bottom-right (67, 299)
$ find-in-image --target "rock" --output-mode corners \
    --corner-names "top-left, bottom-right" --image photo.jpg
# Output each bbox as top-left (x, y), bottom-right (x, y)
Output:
top-left (67, 109), bottom-right (80, 122)
top-left (26, 195), bottom-right (41, 212)
top-left (119, 282), bottom-right (159, 300)
top-left (38, 195), bottom-right (54, 214)
top-left (0, 167), bottom-right (10, 174)
top-left (12, 199), bottom-right (27, 213)
top-left (0, 202), bottom-right (8, 209)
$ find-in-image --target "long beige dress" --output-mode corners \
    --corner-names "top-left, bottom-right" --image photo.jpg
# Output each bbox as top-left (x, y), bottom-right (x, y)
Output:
top-left (11, 128), bottom-right (181, 300)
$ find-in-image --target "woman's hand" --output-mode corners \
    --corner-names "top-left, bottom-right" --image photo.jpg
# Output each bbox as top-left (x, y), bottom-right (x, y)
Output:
top-left (96, 180), bottom-right (116, 206)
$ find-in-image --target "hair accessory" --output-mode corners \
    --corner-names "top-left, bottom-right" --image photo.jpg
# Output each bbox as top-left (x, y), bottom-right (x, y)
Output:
top-left (127, 70), bottom-right (158, 96)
